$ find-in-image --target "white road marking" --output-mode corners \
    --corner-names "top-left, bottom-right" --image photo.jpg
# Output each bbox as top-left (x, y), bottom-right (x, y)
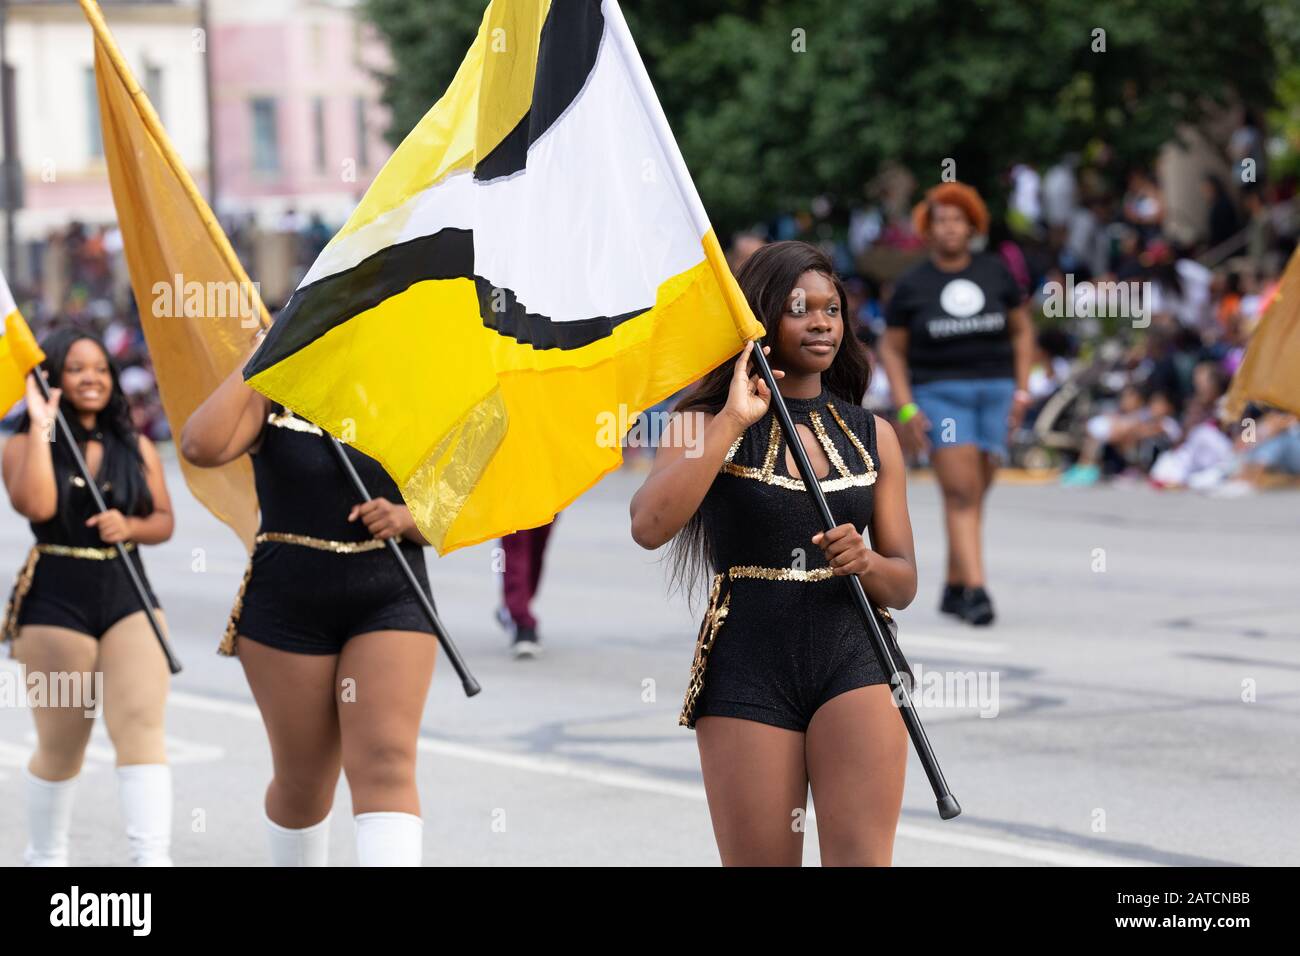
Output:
top-left (167, 689), bottom-right (1142, 866)
top-left (1, 727), bottom-right (225, 767)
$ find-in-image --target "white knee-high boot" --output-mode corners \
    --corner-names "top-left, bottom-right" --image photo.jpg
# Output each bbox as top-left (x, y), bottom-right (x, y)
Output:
top-left (24, 767), bottom-right (78, 866)
top-left (264, 809), bottom-right (331, 866)
top-left (354, 811), bottom-right (423, 866)
top-left (116, 763), bottom-right (174, 867)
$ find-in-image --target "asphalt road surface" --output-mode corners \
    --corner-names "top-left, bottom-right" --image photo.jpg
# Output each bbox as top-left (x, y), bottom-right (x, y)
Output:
top-left (2, 446), bottom-right (1297, 866)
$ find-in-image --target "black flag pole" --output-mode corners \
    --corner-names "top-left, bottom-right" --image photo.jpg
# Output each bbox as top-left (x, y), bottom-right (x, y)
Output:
top-left (29, 372), bottom-right (182, 675)
top-left (322, 435), bottom-right (481, 698)
top-left (748, 342), bottom-right (961, 820)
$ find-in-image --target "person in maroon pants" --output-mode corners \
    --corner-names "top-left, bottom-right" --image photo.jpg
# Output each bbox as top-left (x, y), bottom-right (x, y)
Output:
top-left (497, 519), bottom-right (558, 658)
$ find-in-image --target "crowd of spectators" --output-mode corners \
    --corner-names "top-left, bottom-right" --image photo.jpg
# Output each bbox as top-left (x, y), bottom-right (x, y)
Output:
top-left (3, 212), bottom-right (336, 441)
top-left (729, 131), bottom-right (1300, 495)
top-left (8, 123), bottom-right (1300, 497)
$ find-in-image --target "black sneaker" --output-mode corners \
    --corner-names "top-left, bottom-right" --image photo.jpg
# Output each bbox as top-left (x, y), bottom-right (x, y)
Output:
top-left (959, 586), bottom-right (995, 626)
top-left (512, 626), bottom-right (541, 659)
top-left (939, 584), bottom-right (966, 617)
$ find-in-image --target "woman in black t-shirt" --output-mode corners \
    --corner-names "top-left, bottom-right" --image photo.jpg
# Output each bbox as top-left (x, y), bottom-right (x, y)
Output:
top-left (878, 182), bottom-right (1035, 625)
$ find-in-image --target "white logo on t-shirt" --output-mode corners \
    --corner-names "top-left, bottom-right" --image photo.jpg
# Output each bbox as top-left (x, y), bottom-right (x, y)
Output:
top-left (939, 278), bottom-right (985, 318)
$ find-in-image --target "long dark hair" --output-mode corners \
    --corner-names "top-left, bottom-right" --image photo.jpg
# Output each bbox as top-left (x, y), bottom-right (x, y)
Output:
top-left (17, 329), bottom-right (152, 538)
top-left (665, 240), bottom-right (870, 603)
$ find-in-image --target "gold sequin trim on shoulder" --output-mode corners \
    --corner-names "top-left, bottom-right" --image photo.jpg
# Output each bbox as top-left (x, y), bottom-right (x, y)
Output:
top-left (723, 430), bottom-right (745, 464)
top-left (721, 410), bottom-right (875, 492)
top-left (679, 572), bottom-right (732, 729)
top-left (267, 410), bottom-right (323, 435)
top-left (826, 402), bottom-right (877, 478)
top-left (808, 410), bottom-right (851, 478)
top-left (720, 416), bottom-right (779, 477)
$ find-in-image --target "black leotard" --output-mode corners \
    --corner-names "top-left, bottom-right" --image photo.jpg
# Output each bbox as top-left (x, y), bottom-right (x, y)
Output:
top-left (680, 386), bottom-right (891, 732)
top-left (219, 407), bottom-right (437, 656)
top-left (2, 429), bottom-right (161, 642)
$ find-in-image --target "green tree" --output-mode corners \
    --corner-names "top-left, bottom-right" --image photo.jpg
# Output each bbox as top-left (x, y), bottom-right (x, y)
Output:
top-left (362, 0), bottom-right (1281, 236)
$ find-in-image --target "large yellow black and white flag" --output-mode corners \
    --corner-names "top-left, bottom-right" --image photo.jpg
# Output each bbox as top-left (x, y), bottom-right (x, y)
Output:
top-left (244, 0), bottom-right (762, 554)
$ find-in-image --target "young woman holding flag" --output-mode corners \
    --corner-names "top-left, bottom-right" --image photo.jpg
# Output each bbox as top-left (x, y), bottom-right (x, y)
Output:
top-left (181, 331), bottom-right (440, 867)
top-left (630, 241), bottom-right (916, 866)
top-left (2, 329), bottom-right (177, 866)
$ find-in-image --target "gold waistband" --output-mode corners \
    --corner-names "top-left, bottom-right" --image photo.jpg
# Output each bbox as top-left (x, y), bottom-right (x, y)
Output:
top-left (724, 564), bottom-right (894, 621)
top-left (255, 532), bottom-right (386, 554)
top-left (35, 542), bottom-right (136, 560)
top-left (727, 564), bottom-right (834, 583)
top-left (218, 531), bottom-right (389, 657)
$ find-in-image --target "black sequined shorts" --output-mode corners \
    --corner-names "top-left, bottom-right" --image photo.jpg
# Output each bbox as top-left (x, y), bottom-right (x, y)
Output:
top-left (5, 545), bottom-right (161, 641)
top-left (222, 535), bottom-right (438, 657)
top-left (681, 570), bottom-right (892, 733)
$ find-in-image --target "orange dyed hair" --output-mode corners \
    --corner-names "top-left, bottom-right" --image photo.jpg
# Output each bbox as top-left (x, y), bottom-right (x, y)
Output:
top-left (912, 181), bottom-right (990, 237)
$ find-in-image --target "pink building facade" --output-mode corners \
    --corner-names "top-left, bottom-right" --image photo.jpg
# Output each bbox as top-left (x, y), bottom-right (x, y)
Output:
top-left (209, 5), bottom-right (393, 227)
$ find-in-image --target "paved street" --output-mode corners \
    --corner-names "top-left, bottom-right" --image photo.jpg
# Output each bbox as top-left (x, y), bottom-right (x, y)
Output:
top-left (2, 446), bottom-right (1298, 866)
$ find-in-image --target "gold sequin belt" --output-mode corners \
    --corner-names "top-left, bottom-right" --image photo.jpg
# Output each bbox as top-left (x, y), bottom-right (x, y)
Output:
top-left (35, 541), bottom-right (136, 560)
top-left (678, 564), bottom-right (897, 727)
top-left (219, 532), bottom-right (387, 656)
top-left (254, 532), bottom-right (386, 554)
top-left (722, 564), bottom-right (893, 622)
top-left (726, 564), bottom-right (835, 583)
top-left (2, 542), bottom-right (139, 643)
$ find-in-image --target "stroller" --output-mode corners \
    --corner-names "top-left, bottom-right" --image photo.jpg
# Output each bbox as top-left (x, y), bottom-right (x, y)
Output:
top-left (1009, 340), bottom-right (1129, 470)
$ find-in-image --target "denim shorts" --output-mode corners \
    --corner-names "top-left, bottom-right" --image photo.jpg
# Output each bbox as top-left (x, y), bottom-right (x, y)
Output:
top-left (1242, 426), bottom-right (1300, 474)
top-left (911, 377), bottom-right (1016, 458)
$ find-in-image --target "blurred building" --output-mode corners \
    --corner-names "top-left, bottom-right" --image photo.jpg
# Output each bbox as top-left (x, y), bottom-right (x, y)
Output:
top-left (6, 0), bottom-right (208, 251)
top-left (208, 0), bottom-right (391, 228)
top-left (1, 0), bottom-right (392, 285)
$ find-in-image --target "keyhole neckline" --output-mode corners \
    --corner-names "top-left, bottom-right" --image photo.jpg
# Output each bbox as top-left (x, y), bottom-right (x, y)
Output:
top-left (776, 419), bottom-right (832, 481)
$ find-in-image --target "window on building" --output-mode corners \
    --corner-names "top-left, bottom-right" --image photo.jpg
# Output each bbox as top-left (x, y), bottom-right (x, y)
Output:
top-left (85, 66), bottom-right (103, 160)
top-left (144, 62), bottom-right (164, 125)
top-left (313, 97), bottom-right (327, 174)
top-left (355, 97), bottom-right (369, 171)
top-left (250, 97), bottom-right (280, 175)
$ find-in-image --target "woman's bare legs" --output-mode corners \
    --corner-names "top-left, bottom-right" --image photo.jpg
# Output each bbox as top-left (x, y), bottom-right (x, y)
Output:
top-left (99, 610), bottom-right (170, 766)
top-left (695, 716), bottom-right (808, 866)
top-left (12, 627), bottom-right (99, 779)
top-left (932, 444), bottom-right (988, 587)
top-left (238, 638), bottom-right (342, 827)
top-left (336, 630), bottom-right (438, 815)
top-left (805, 685), bottom-right (908, 866)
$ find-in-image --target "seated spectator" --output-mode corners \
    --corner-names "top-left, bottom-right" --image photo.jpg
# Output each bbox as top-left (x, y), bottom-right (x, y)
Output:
top-left (1238, 413), bottom-right (1300, 480)
top-left (1186, 411), bottom-right (1300, 496)
top-left (1062, 386), bottom-right (1181, 486)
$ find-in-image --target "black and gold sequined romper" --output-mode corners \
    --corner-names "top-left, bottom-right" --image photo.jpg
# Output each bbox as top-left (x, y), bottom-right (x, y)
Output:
top-left (680, 387), bottom-right (892, 732)
top-left (218, 406), bottom-right (438, 657)
top-left (1, 440), bottom-right (161, 643)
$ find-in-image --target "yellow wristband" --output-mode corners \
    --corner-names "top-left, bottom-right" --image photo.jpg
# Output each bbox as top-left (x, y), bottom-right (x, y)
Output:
top-left (897, 402), bottom-right (920, 424)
